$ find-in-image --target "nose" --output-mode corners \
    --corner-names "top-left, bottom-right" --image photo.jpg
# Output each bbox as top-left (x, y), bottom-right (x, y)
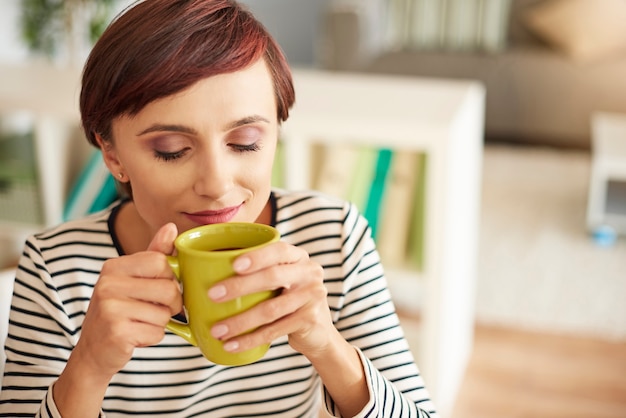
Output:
top-left (192, 149), bottom-right (233, 199)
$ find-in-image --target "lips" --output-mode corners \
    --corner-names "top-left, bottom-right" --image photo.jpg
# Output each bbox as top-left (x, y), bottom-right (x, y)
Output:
top-left (184, 204), bottom-right (242, 225)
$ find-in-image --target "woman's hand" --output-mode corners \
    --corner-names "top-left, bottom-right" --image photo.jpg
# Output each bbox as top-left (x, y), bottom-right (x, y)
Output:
top-left (206, 241), bottom-right (335, 358)
top-left (53, 223), bottom-right (183, 418)
top-left (71, 223), bottom-right (182, 379)
top-left (207, 241), bottom-right (370, 416)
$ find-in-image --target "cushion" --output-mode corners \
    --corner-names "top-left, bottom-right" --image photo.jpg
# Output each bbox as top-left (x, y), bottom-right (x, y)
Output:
top-left (63, 150), bottom-right (118, 221)
top-left (523, 0), bottom-right (626, 62)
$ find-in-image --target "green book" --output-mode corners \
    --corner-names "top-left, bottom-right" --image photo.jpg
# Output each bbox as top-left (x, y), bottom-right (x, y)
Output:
top-left (364, 148), bottom-right (393, 241)
top-left (346, 146), bottom-right (378, 213)
top-left (271, 139), bottom-right (285, 189)
top-left (406, 152), bottom-right (427, 270)
top-left (377, 150), bottom-right (421, 267)
top-left (314, 143), bottom-right (360, 199)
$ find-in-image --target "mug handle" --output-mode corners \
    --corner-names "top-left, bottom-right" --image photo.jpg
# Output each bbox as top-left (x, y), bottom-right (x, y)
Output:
top-left (165, 255), bottom-right (197, 346)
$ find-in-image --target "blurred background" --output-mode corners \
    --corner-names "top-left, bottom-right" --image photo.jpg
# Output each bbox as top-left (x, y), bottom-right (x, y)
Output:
top-left (1, 0), bottom-right (626, 417)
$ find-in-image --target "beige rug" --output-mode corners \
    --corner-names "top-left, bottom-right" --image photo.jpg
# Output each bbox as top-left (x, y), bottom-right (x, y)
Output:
top-left (476, 144), bottom-right (626, 341)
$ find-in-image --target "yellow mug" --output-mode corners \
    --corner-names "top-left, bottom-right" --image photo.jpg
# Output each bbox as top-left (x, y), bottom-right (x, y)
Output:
top-left (165, 222), bottom-right (280, 366)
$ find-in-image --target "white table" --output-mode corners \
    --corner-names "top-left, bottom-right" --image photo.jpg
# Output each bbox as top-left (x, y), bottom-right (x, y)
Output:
top-left (587, 112), bottom-right (626, 234)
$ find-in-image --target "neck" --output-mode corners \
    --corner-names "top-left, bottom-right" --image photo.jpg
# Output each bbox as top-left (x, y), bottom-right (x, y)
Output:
top-left (114, 201), bottom-right (153, 254)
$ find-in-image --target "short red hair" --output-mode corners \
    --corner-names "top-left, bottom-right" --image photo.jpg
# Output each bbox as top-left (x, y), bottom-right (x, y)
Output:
top-left (80, 0), bottom-right (295, 147)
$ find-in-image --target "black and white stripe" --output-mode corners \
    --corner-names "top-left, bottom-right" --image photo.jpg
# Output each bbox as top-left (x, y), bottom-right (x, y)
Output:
top-left (0, 189), bottom-right (436, 417)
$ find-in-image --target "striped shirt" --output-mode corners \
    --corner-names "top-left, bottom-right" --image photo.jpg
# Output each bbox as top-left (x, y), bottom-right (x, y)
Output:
top-left (0, 189), bottom-right (436, 417)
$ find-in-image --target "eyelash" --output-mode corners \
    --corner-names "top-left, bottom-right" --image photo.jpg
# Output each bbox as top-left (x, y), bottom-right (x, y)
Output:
top-left (154, 143), bottom-right (260, 161)
top-left (154, 149), bottom-right (187, 162)
top-left (231, 143), bottom-right (261, 153)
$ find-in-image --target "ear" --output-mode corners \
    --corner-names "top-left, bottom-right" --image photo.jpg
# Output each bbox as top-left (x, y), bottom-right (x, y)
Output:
top-left (95, 133), bottom-right (126, 182)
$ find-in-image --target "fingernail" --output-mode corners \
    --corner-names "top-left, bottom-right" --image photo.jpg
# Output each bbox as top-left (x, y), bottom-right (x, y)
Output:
top-left (233, 256), bottom-right (251, 272)
top-left (223, 341), bottom-right (239, 352)
top-left (211, 324), bottom-right (228, 339)
top-left (209, 285), bottom-right (226, 300)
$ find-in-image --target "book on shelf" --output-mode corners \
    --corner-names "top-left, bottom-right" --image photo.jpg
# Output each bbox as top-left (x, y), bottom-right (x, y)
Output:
top-left (386, 0), bottom-right (412, 48)
top-left (444, 0), bottom-right (480, 51)
top-left (408, 0), bottom-right (445, 50)
top-left (437, 0), bottom-right (450, 48)
top-left (479, 0), bottom-right (513, 52)
top-left (363, 148), bottom-right (393, 240)
top-left (313, 143), bottom-right (360, 200)
top-left (346, 145), bottom-right (378, 214)
top-left (271, 139), bottom-right (285, 189)
top-left (406, 152), bottom-right (427, 271)
top-left (376, 150), bottom-right (422, 267)
top-left (475, 0), bottom-right (487, 47)
top-left (311, 142), bottom-right (379, 214)
top-left (309, 143), bottom-right (427, 271)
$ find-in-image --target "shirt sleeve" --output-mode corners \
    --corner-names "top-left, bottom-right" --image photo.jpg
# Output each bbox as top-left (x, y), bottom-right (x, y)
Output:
top-left (321, 202), bottom-right (438, 418)
top-left (0, 238), bottom-right (105, 418)
top-left (322, 348), bottom-right (435, 418)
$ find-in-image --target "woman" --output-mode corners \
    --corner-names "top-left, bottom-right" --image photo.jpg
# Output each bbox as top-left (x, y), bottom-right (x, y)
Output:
top-left (0, 1), bottom-right (437, 417)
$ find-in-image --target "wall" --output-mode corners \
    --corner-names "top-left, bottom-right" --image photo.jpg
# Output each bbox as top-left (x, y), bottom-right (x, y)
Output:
top-left (2, 0), bottom-right (328, 67)
top-left (240, 0), bottom-right (330, 67)
top-left (0, 0), bottom-right (28, 63)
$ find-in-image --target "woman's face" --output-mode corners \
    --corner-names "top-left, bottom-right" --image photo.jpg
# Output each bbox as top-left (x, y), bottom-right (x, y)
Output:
top-left (103, 59), bottom-right (278, 236)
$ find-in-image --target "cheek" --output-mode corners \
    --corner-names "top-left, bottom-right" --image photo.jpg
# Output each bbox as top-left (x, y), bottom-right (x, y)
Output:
top-left (246, 153), bottom-right (275, 187)
top-left (237, 168), bottom-right (270, 199)
top-left (128, 175), bottom-right (186, 231)
top-left (128, 169), bottom-right (184, 207)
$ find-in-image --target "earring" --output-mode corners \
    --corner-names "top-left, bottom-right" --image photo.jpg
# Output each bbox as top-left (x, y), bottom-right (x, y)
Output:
top-left (118, 172), bottom-right (124, 180)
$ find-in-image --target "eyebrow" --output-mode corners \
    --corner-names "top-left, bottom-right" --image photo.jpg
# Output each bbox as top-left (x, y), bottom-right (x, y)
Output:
top-left (137, 124), bottom-right (197, 136)
top-left (226, 115), bottom-right (271, 130)
top-left (136, 115), bottom-right (271, 136)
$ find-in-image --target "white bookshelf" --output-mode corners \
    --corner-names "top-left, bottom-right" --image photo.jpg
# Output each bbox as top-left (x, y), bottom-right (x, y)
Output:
top-left (282, 69), bottom-right (485, 417)
top-left (0, 63), bottom-right (84, 229)
top-left (0, 63), bottom-right (485, 417)
top-left (0, 63), bottom-right (85, 268)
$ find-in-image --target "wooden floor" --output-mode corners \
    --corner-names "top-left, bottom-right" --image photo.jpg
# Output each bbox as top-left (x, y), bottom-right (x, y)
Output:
top-left (450, 324), bottom-right (626, 418)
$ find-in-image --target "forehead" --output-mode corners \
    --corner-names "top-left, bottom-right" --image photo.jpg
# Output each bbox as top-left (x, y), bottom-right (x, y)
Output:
top-left (116, 59), bottom-right (277, 129)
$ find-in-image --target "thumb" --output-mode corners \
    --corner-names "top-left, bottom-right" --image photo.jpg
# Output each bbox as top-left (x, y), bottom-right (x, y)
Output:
top-left (147, 222), bottom-right (178, 254)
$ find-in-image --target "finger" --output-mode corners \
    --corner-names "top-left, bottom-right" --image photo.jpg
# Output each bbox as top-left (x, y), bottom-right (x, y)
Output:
top-left (207, 242), bottom-right (292, 301)
top-left (232, 241), bottom-right (305, 274)
top-left (211, 257), bottom-right (324, 302)
top-left (212, 276), bottom-right (327, 342)
top-left (99, 294), bottom-right (175, 328)
top-left (106, 308), bottom-right (171, 349)
top-left (219, 299), bottom-right (332, 354)
top-left (211, 288), bottom-right (302, 341)
top-left (129, 277), bottom-right (182, 315)
top-left (82, 296), bottom-right (173, 358)
top-left (113, 321), bottom-right (168, 349)
top-left (97, 272), bottom-right (182, 315)
top-left (101, 253), bottom-right (178, 287)
top-left (147, 222), bottom-right (178, 254)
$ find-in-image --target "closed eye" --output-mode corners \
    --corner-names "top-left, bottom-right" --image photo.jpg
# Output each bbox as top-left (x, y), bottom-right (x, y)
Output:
top-left (230, 143), bottom-right (261, 153)
top-left (154, 149), bottom-right (189, 161)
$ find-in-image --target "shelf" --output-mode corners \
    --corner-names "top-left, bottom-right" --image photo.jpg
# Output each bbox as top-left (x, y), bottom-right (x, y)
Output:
top-left (385, 266), bottom-right (425, 315)
top-left (0, 221), bottom-right (38, 269)
top-left (283, 68), bottom-right (485, 417)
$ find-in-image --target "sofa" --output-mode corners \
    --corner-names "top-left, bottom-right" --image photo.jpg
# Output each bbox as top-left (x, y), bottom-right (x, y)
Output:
top-left (320, 0), bottom-right (626, 149)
